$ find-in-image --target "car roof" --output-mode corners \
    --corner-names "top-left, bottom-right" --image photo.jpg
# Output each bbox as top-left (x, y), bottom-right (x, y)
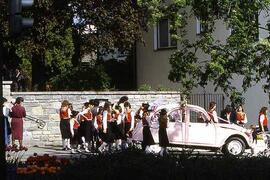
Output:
top-left (154, 103), bottom-right (205, 111)
top-left (153, 103), bottom-right (180, 112)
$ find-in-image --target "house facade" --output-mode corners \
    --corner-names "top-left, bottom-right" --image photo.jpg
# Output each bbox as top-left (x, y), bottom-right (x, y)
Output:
top-left (136, 9), bottom-right (270, 125)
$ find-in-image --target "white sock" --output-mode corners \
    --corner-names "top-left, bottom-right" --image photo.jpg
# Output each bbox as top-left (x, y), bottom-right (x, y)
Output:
top-left (145, 146), bottom-right (150, 153)
top-left (98, 142), bottom-right (107, 151)
top-left (160, 147), bottom-right (164, 156)
top-left (62, 139), bottom-right (66, 148)
top-left (81, 137), bottom-right (85, 144)
top-left (67, 139), bottom-right (71, 148)
top-left (116, 140), bottom-right (121, 149)
top-left (85, 143), bottom-right (89, 149)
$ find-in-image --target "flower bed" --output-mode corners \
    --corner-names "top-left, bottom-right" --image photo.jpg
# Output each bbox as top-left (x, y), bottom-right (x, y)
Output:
top-left (17, 153), bottom-right (69, 175)
top-left (6, 148), bottom-right (270, 180)
top-left (6, 145), bottom-right (70, 180)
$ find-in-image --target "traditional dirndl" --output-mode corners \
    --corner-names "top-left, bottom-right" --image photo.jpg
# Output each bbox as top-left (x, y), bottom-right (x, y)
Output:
top-left (112, 121), bottom-right (124, 140)
top-left (103, 122), bottom-right (115, 143)
top-left (84, 120), bottom-right (94, 142)
top-left (124, 122), bottom-right (132, 139)
top-left (143, 126), bottom-right (155, 146)
top-left (158, 128), bottom-right (169, 147)
top-left (60, 119), bottom-right (71, 139)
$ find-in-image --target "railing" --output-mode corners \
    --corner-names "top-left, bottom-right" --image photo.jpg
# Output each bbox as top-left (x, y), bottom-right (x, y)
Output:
top-left (188, 94), bottom-right (225, 116)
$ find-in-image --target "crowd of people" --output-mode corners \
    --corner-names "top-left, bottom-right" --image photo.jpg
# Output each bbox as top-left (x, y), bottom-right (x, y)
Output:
top-left (58, 96), bottom-right (169, 156)
top-left (1, 96), bottom-right (269, 156)
top-left (208, 101), bottom-right (269, 143)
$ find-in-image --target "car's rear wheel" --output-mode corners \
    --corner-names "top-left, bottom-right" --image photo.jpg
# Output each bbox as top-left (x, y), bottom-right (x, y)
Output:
top-left (223, 137), bottom-right (245, 156)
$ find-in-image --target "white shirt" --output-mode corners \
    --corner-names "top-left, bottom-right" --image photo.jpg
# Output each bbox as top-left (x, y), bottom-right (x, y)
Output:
top-left (3, 105), bottom-right (10, 117)
top-left (212, 111), bottom-right (218, 123)
top-left (260, 114), bottom-right (265, 124)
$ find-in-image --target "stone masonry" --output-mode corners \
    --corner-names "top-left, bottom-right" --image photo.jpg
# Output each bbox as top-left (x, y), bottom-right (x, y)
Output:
top-left (7, 89), bottom-right (181, 147)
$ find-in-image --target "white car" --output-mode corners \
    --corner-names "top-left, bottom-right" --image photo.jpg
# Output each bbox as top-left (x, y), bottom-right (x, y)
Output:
top-left (132, 103), bottom-right (254, 156)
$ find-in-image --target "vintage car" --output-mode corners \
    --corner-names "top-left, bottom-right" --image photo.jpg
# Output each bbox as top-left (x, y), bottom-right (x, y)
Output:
top-left (132, 103), bottom-right (254, 156)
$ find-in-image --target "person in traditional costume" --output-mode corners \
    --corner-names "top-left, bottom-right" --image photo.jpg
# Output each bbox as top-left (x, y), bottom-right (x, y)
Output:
top-left (70, 111), bottom-right (82, 153)
top-left (59, 100), bottom-right (72, 150)
top-left (158, 109), bottom-right (169, 156)
top-left (91, 99), bottom-right (100, 151)
top-left (79, 102), bottom-right (94, 152)
top-left (123, 101), bottom-right (135, 148)
top-left (99, 101), bottom-right (115, 153)
top-left (208, 101), bottom-right (218, 123)
top-left (258, 107), bottom-right (268, 132)
top-left (111, 104), bottom-right (123, 150)
top-left (142, 110), bottom-right (155, 153)
top-left (94, 106), bottom-right (103, 149)
top-left (236, 105), bottom-right (248, 126)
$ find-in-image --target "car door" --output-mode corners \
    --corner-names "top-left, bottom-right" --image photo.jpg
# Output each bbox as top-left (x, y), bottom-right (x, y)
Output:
top-left (167, 108), bottom-right (184, 144)
top-left (186, 107), bottom-right (216, 146)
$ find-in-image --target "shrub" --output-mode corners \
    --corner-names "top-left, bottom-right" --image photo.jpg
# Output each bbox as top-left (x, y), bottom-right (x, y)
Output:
top-left (49, 64), bottom-right (111, 91)
top-left (138, 84), bottom-right (152, 91)
top-left (58, 150), bottom-right (270, 180)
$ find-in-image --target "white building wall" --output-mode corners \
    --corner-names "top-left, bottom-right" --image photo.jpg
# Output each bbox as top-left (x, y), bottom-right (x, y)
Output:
top-left (136, 10), bottom-right (270, 125)
top-left (136, 27), bottom-right (178, 89)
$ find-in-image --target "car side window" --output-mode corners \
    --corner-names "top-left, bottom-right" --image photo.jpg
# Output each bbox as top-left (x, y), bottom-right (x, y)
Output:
top-left (168, 109), bottom-right (182, 122)
top-left (190, 110), bottom-right (206, 123)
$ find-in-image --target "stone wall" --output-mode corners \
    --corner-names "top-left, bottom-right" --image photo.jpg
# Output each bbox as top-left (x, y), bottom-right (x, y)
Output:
top-left (3, 81), bottom-right (12, 99)
top-left (10, 91), bottom-right (181, 147)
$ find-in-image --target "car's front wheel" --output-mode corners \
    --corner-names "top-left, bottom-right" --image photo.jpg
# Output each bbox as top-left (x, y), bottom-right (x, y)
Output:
top-left (223, 137), bottom-right (246, 156)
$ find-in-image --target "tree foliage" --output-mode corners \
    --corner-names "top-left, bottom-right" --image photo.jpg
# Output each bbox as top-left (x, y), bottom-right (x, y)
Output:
top-left (0, 0), bottom-right (151, 90)
top-left (168, 0), bottom-right (270, 103)
top-left (3, 0), bottom-right (270, 98)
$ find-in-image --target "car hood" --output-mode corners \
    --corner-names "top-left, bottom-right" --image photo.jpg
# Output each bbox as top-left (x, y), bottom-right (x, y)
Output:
top-left (217, 123), bottom-right (248, 133)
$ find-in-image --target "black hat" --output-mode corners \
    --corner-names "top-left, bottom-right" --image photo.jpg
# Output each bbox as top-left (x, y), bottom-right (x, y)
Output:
top-left (71, 110), bottom-right (79, 118)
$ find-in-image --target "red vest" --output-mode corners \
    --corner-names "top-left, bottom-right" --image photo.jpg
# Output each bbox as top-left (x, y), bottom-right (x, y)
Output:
top-left (107, 113), bottom-right (112, 121)
top-left (60, 108), bottom-right (69, 120)
top-left (236, 112), bottom-right (245, 123)
top-left (259, 113), bottom-right (268, 126)
top-left (83, 111), bottom-right (93, 121)
top-left (96, 115), bottom-right (102, 129)
top-left (115, 112), bottom-right (120, 119)
top-left (125, 112), bottom-right (132, 123)
top-left (73, 120), bottom-right (79, 129)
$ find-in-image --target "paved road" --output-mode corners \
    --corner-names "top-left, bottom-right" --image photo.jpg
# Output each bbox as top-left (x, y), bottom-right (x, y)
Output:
top-left (6, 139), bottom-right (269, 163)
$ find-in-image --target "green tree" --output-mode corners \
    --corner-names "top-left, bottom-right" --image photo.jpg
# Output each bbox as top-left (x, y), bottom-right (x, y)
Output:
top-left (168, 0), bottom-right (270, 104)
top-left (1, 0), bottom-right (160, 90)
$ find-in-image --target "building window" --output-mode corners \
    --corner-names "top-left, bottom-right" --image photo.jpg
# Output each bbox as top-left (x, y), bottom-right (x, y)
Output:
top-left (154, 19), bottom-right (177, 50)
top-left (196, 17), bottom-right (206, 34)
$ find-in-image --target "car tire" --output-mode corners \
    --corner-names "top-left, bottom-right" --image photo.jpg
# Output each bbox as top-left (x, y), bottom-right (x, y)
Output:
top-left (223, 137), bottom-right (246, 156)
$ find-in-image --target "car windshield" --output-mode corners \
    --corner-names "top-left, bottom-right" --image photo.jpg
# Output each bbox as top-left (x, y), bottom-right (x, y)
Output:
top-left (168, 108), bottom-right (183, 122)
top-left (218, 117), bottom-right (230, 124)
